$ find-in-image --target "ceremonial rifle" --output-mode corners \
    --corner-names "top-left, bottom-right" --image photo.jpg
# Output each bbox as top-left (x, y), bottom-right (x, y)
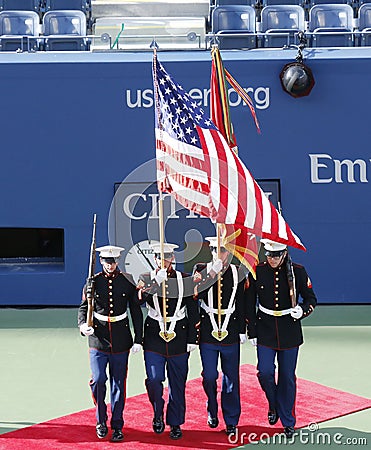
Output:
top-left (86, 214), bottom-right (97, 327)
top-left (286, 252), bottom-right (297, 308)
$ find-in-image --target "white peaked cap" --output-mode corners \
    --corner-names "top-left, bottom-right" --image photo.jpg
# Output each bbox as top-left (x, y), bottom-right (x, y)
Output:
top-left (205, 236), bottom-right (226, 248)
top-left (149, 241), bottom-right (178, 254)
top-left (261, 239), bottom-right (287, 252)
top-left (96, 245), bottom-right (125, 258)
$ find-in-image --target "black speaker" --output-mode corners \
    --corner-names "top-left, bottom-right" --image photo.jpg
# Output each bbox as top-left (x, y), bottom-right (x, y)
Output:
top-left (280, 62), bottom-right (315, 98)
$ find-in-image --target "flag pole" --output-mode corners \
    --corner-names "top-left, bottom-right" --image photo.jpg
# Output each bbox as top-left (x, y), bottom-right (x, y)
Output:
top-left (211, 45), bottom-right (231, 338)
top-left (158, 192), bottom-right (168, 337)
top-left (153, 47), bottom-right (168, 339)
top-left (216, 222), bottom-right (222, 337)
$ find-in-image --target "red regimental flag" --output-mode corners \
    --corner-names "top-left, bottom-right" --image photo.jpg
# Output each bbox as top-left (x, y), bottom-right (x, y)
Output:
top-left (221, 224), bottom-right (259, 277)
top-left (210, 46), bottom-right (237, 152)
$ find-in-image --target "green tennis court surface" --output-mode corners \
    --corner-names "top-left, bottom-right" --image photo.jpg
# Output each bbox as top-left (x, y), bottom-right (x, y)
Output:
top-left (0, 305), bottom-right (370, 448)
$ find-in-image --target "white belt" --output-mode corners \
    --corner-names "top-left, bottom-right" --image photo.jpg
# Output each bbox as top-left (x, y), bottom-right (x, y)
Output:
top-left (200, 300), bottom-right (235, 316)
top-left (258, 304), bottom-right (291, 317)
top-left (94, 311), bottom-right (127, 323)
top-left (148, 305), bottom-right (186, 323)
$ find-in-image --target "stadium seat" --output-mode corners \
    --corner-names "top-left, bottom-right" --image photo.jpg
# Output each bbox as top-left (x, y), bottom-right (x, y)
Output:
top-left (0, 0), bottom-right (40, 13)
top-left (307, 0), bottom-right (352, 23)
top-left (358, 3), bottom-right (371, 45)
top-left (42, 9), bottom-right (87, 50)
top-left (0, 10), bottom-right (39, 51)
top-left (308, 4), bottom-right (354, 46)
top-left (211, 5), bottom-right (256, 49)
top-left (212, 0), bottom-right (258, 29)
top-left (260, 5), bottom-right (305, 47)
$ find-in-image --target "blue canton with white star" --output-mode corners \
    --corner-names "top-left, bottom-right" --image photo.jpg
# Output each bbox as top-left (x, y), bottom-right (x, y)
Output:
top-left (154, 58), bottom-right (218, 148)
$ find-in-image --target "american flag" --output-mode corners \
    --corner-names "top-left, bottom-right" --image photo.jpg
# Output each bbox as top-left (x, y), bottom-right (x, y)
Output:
top-left (153, 53), bottom-right (305, 251)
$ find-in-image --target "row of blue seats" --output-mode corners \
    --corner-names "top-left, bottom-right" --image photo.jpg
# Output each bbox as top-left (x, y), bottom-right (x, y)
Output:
top-left (209, 0), bottom-right (370, 23)
top-left (0, 10), bottom-right (88, 51)
top-left (0, 0), bottom-right (92, 28)
top-left (211, 0), bottom-right (370, 6)
top-left (1, 4), bottom-right (370, 51)
top-left (210, 3), bottom-right (371, 47)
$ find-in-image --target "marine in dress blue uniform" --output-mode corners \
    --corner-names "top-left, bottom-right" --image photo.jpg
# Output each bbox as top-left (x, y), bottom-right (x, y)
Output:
top-left (78, 245), bottom-right (143, 442)
top-left (137, 242), bottom-right (200, 441)
top-left (245, 240), bottom-right (317, 438)
top-left (193, 237), bottom-right (247, 436)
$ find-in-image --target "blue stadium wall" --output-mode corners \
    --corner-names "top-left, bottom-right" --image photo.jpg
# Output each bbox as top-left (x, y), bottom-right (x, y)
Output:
top-left (0, 48), bottom-right (370, 306)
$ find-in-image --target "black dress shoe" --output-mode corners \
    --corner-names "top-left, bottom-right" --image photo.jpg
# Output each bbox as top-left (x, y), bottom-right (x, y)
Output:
top-left (225, 425), bottom-right (237, 435)
top-left (284, 426), bottom-right (295, 438)
top-left (207, 415), bottom-right (219, 428)
top-left (110, 429), bottom-right (124, 442)
top-left (170, 425), bottom-right (182, 440)
top-left (152, 416), bottom-right (165, 434)
top-left (96, 422), bottom-right (108, 439)
top-left (268, 410), bottom-right (278, 425)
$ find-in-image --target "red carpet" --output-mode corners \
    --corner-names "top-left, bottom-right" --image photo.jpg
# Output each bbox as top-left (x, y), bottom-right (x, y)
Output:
top-left (1, 364), bottom-right (370, 449)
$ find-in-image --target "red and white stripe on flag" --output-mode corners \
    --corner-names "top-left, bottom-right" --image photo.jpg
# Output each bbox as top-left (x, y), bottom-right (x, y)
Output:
top-left (156, 126), bottom-right (305, 251)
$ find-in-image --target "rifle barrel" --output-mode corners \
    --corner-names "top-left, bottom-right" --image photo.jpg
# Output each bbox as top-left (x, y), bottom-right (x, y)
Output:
top-left (87, 214), bottom-right (97, 327)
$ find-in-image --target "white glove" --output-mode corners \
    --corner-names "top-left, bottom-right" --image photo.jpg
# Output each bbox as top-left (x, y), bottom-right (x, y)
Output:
top-left (210, 258), bottom-right (223, 274)
top-left (80, 323), bottom-right (94, 336)
top-left (187, 343), bottom-right (197, 352)
top-left (249, 338), bottom-right (257, 346)
top-left (239, 334), bottom-right (247, 344)
top-left (154, 268), bottom-right (168, 285)
top-left (290, 305), bottom-right (303, 319)
top-left (131, 343), bottom-right (142, 353)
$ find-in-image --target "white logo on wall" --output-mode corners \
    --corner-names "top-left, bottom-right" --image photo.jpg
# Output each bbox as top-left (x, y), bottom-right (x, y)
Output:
top-left (309, 154), bottom-right (370, 183)
top-left (125, 86), bottom-right (270, 110)
top-left (123, 192), bottom-right (202, 220)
